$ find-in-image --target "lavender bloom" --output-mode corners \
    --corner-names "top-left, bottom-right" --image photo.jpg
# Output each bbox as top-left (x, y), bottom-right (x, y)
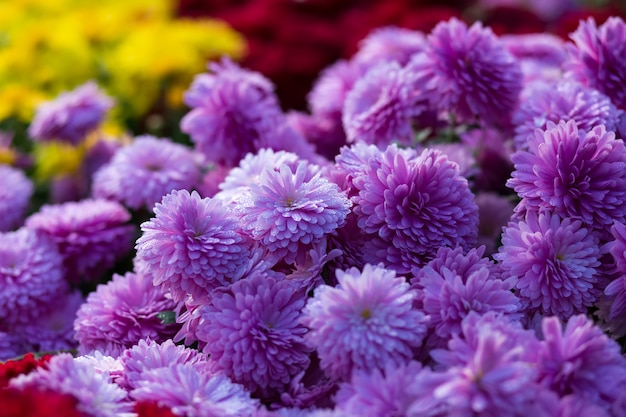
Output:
top-left (181, 58), bottom-right (311, 166)
top-left (353, 26), bottom-right (426, 68)
top-left (407, 18), bottom-right (522, 126)
top-left (0, 164), bottom-right (33, 232)
top-left (235, 161), bottom-right (351, 265)
top-left (508, 120), bottom-right (626, 229)
top-left (353, 146), bottom-right (478, 261)
top-left (216, 148), bottom-right (300, 203)
top-left (28, 81), bottom-right (114, 145)
top-left (301, 264), bottom-right (427, 381)
top-left (131, 364), bottom-right (258, 417)
top-left (496, 209), bottom-right (601, 318)
top-left (92, 135), bottom-right (201, 211)
top-left (286, 111), bottom-right (347, 161)
top-left (412, 246), bottom-right (520, 340)
top-left (538, 315), bottom-right (626, 408)
top-left (25, 199), bottom-right (135, 284)
top-left (512, 80), bottom-right (621, 151)
top-left (308, 60), bottom-right (363, 118)
top-left (565, 17), bottom-right (626, 110)
top-left (501, 33), bottom-right (567, 67)
top-left (424, 320), bottom-right (550, 417)
top-left (119, 339), bottom-right (208, 390)
top-left (601, 222), bottom-right (626, 337)
top-left (74, 271), bottom-right (178, 357)
top-left (18, 290), bottom-right (83, 352)
top-left (342, 61), bottom-right (428, 147)
top-left (135, 189), bottom-right (252, 303)
top-left (196, 272), bottom-right (311, 397)
top-left (10, 353), bottom-right (133, 417)
top-left (0, 228), bottom-right (67, 325)
top-left (335, 361), bottom-right (424, 417)
top-left (0, 331), bottom-right (29, 361)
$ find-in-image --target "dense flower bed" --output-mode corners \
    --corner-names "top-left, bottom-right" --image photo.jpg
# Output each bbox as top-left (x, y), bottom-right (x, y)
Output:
top-left (2, 7), bottom-right (626, 417)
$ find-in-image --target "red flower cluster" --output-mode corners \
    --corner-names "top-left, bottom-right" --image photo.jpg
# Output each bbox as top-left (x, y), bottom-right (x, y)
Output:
top-left (135, 401), bottom-right (178, 417)
top-left (0, 387), bottom-right (85, 417)
top-left (0, 353), bottom-right (52, 388)
top-left (177, 0), bottom-right (626, 111)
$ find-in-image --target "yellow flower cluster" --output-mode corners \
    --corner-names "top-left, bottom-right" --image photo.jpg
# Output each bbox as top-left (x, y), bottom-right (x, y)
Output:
top-left (0, 0), bottom-right (246, 122)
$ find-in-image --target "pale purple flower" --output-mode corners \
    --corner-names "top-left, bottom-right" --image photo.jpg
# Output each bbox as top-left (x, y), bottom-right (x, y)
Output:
top-left (181, 58), bottom-right (312, 166)
top-left (10, 353), bottom-right (133, 417)
top-left (25, 198), bottom-right (135, 283)
top-left (74, 271), bottom-right (178, 357)
top-left (28, 81), bottom-right (114, 145)
top-left (407, 17), bottom-right (523, 126)
top-left (496, 209), bottom-right (601, 318)
top-left (412, 246), bottom-right (520, 340)
top-left (196, 272), bottom-right (311, 397)
top-left (538, 315), bottom-right (626, 408)
top-left (92, 135), bottom-right (201, 210)
top-left (501, 33), bottom-right (567, 67)
top-left (301, 264), bottom-right (427, 381)
top-left (508, 120), bottom-right (626, 229)
top-left (308, 60), bottom-right (363, 117)
top-left (131, 364), bottom-right (258, 417)
top-left (0, 228), bottom-right (67, 325)
top-left (565, 17), bottom-right (626, 110)
top-left (0, 164), bottom-right (33, 232)
top-left (235, 161), bottom-right (351, 265)
top-left (353, 146), bottom-right (478, 261)
top-left (119, 339), bottom-right (208, 390)
top-left (343, 61), bottom-right (428, 147)
top-left (353, 26), bottom-right (426, 68)
top-left (512, 80), bottom-right (621, 151)
top-left (135, 189), bottom-right (252, 303)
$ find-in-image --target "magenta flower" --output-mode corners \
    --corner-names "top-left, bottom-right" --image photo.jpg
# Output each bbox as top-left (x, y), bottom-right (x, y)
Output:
top-left (302, 264), bottom-right (427, 381)
top-left (0, 164), bottom-right (33, 232)
top-left (135, 189), bottom-right (252, 303)
top-left (92, 135), bottom-right (201, 211)
top-left (508, 120), bottom-right (626, 230)
top-left (353, 26), bottom-right (426, 68)
top-left (565, 17), bottom-right (626, 110)
top-left (0, 228), bottom-right (67, 326)
top-left (28, 81), bottom-right (114, 145)
top-left (74, 271), bottom-right (178, 357)
top-left (25, 199), bottom-right (135, 284)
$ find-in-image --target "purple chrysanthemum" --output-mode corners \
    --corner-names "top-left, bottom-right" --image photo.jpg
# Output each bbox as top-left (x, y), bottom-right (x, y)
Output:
top-left (28, 81), bottom-right (114, 145)
top-left (342, 61), bottom-right (428, 147)
top-left (407, 17), bottom-right (522, 126)
top-left (235, 161), bottom-right (351, 264)
top-left (601, 221), bottom-right (626, 337)
top-left (0, 164), bottom-right (33, 232)
top-left (131, 364), bottom-right (258, 417)
top-left (119, 339), bottom-right (208, 390)
top-left (512, 80), bottom-right (621, 151)
top-left (501, 33), bottom-right (567, 67)
top-left (74, 271), bottom-right (178, 357)
top-left (18, 290), bottom-right (83, 352)
top-left (335, 361), bottom-right (424, 416)
top-left (496, 209), bottom-right (601, 318)
top-left (474, 192), bottom-right (515, 255)
top-left (538, 315), bottom-right (626, 408)
top-left (353, 26), bottom-right (426, 68)
top-left (412, 246), bottom-right (520, 340)
top-left (353, 146), bottom-right (478, 261)
top-left (302, 264), bottom-right (427, 381)
top-left (0, 331), bottom-right (29, 361)
top-left (423, 316), bottom-right (551, 417)
top-left (25, 198), bottom-right (135, 283)
top-left (216, 148), bottom-right (300, 203)
top-left (308, 60), bottom-right (363, 118)
top-left (0, 228), bottom-right (67, 325)
top-left (92, 135), bottom-right (201, 211)
top-left (196, 272), bottom-right (311, 397)
top-left (181, 58), bottom-right (312, 166)
top-left (10, 353), bottom-right (133, 417)
top-left (508, 120), bottom-right (626, 229)
top-left (565, 17), bottom-right (626, 110)
top-left (135, 189), bottom-right (252, 303)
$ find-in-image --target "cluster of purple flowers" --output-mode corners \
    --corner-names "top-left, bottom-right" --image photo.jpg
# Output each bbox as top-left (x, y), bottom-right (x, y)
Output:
top-left (2, 14), bottom-right (626, 417)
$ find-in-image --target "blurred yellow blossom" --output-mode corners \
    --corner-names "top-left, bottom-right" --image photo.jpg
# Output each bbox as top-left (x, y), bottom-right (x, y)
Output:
top-left (0, 0), bottom-right (246, 123)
